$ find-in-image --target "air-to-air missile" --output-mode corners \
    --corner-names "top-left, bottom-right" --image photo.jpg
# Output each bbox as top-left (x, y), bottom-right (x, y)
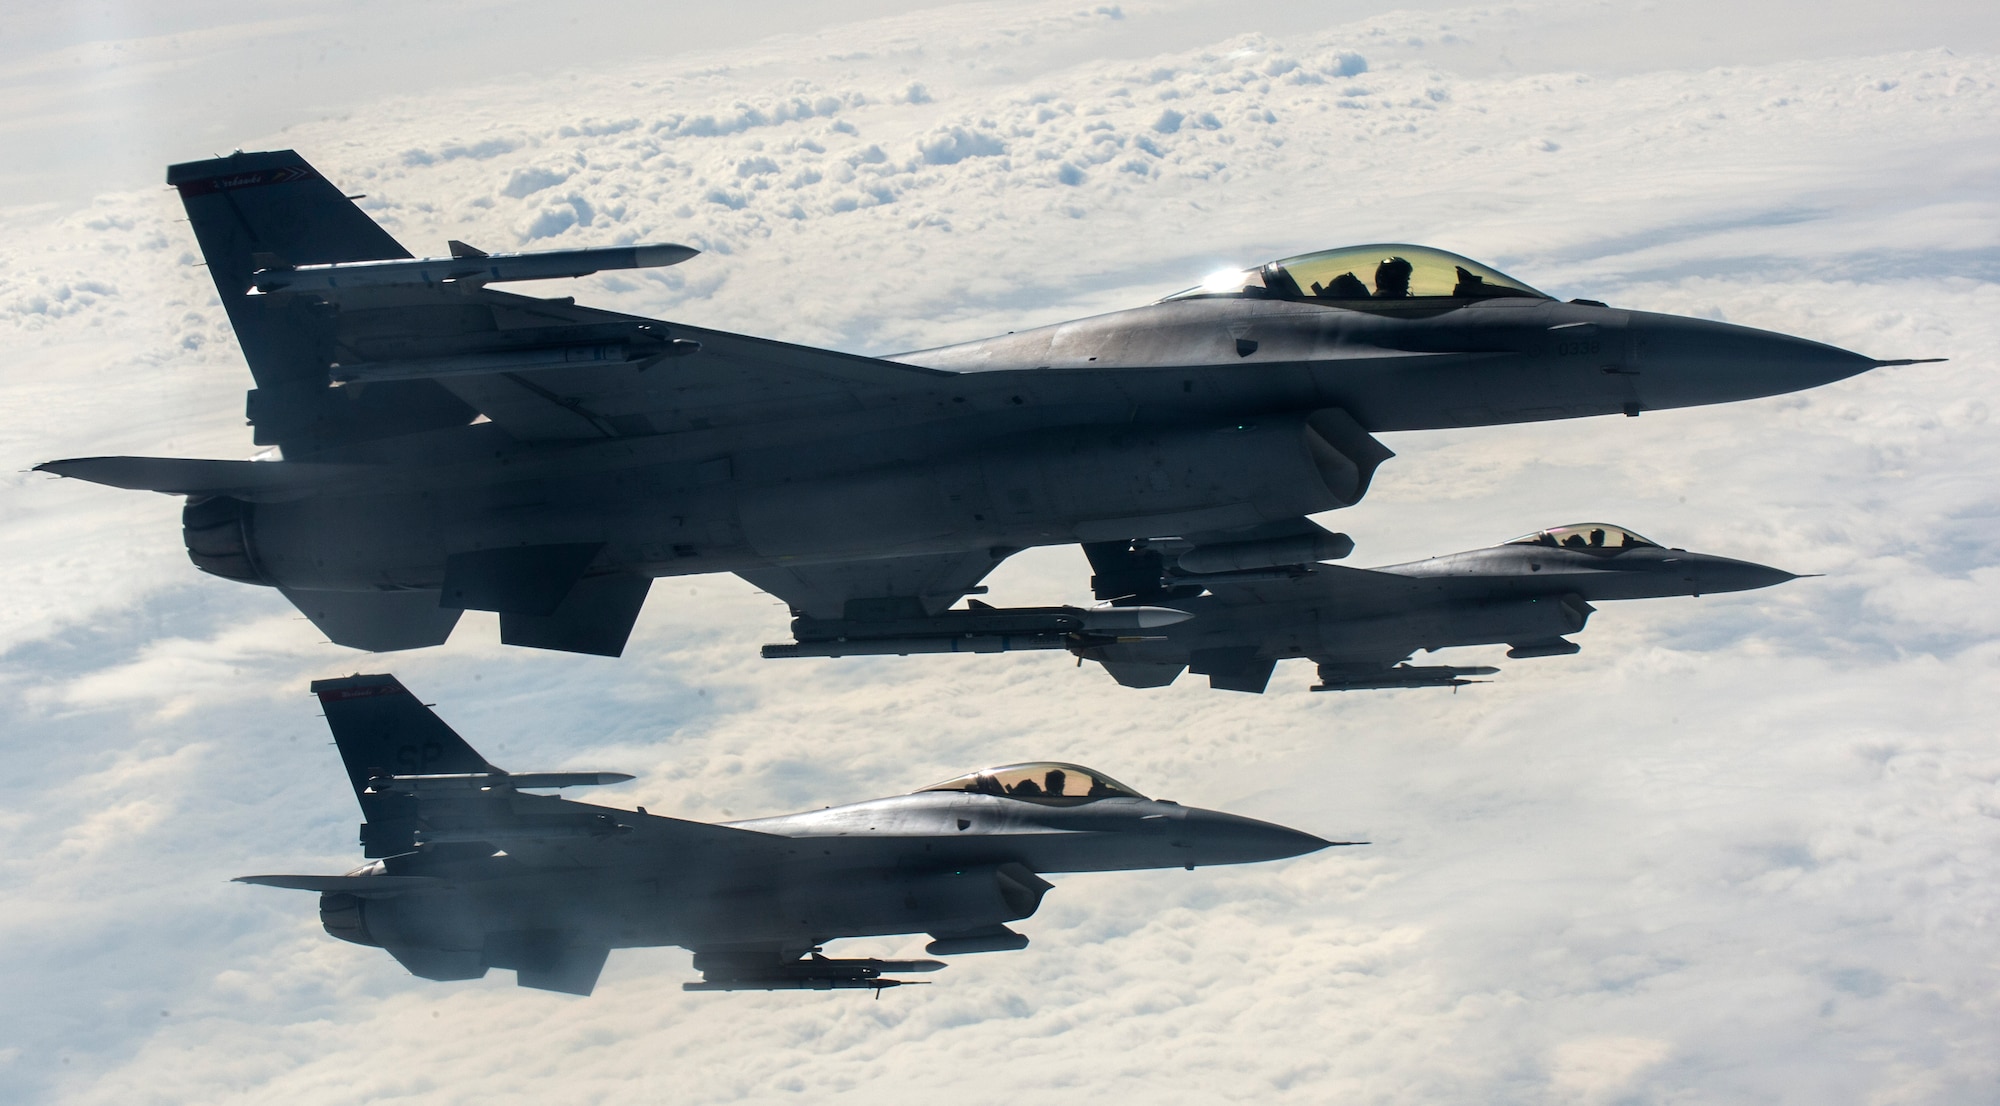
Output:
top-left (247, 240), bottom-right (701, 294)
top-left (765, 522), bottom-right (1799, 693)
top-left (38, 149), bottom-right (1932, 658)
top-left (761, 600), bottom-right (1191, 659)
top-left (239, 675), bottom-right (1344, 994)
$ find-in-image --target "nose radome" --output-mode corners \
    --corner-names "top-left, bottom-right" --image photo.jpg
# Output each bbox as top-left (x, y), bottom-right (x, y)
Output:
top-left (1630, 312), bottom-right (1880, 410)
top-left (1680, 553), bottom-right (1798, 595)
top-left (1179, 808), bottom-right (1332, 865)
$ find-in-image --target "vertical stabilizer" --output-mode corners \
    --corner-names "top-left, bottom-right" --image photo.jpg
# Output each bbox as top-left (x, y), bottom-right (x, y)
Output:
top-left (167, 151), bottom-right (475, 453)
top-left (311, 674), bottom-right (496, 797)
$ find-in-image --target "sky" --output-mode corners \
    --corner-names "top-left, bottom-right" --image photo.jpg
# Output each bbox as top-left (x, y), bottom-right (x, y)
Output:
top-left (2, 1), bottom-right (1998, 1103)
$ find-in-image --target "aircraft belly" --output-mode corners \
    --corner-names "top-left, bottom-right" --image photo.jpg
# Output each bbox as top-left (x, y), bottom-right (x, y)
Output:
top-left (667, 862), bottom-right (1048, 947)
top-left (246, 492), bottom-right (450, 590)
top-left (1314, 597), bottom-right (1586, 656)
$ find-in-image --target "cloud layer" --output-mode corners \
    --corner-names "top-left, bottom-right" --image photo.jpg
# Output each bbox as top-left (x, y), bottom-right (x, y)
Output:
top-left (2, 2), bottom-right (1997, 1103)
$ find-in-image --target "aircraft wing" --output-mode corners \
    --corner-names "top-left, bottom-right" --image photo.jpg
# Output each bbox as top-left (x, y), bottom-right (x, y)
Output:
top-left (310, 285), bottom-right (954, 443)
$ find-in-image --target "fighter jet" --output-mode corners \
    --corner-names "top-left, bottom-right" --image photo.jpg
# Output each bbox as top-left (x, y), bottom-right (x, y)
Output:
top-left (240, 674), bottom-right (1341, 994)
top-left (762, 523), bottom-right (1798, 692)
top-left (1081, 522), bottom-right (1799, 692)
top-left (38, 150), bottom-right (1928, 657)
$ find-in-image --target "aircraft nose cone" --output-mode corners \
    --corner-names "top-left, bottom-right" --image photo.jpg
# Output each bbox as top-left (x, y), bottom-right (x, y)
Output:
top-left (1178, 808), bottom-right (1331, 865)
top-left (1678, 554), bottom-right (1798, 595)
top-left (1632, 313), bottom-right (1878, 410)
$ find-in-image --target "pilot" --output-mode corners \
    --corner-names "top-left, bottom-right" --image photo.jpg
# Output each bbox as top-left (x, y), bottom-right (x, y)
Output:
top-left (1311, 272), bottom-right (1371, 299)
top-left (1374, 256), bottom-right (1414, 298)
top-left (1044, 768), bottom-right (1067, 797)
top-left (1589, 528), bottom-right (1607, 548)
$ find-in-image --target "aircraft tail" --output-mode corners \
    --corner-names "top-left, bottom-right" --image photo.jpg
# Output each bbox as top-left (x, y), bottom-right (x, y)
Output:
top-left (168, 150), bottom-right (411, 292)
top-left (167, 151), bottom-right (476, 454)
top-left (311, 674), bottom-right (497, 798)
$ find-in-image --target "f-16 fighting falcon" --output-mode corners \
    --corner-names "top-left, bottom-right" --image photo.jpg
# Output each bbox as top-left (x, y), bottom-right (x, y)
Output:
top-left (761, 523), bottom-right (1799, 693)
top-left (1079, 522), bottom-right (1799, 692)
top-left (38, 150), bottom-right (1931, 657)
top-left (240, 675), bottom-right (1340, 993)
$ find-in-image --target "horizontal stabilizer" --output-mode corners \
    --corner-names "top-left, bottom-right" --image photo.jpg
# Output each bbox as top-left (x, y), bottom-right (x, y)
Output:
top-left (1099, 660), bottom-right (1186, 689)
top-left (234, 873), bottom-right (441, 893)
top-left (499, 574), bottom-right (652, 657)
top-left (35, 457), bottom-right (369, 500)
top-left (282, 587), bottom-right (463, 652)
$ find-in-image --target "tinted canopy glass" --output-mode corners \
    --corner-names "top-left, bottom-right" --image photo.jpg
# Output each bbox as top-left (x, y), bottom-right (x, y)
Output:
top-left (1506, 523), bottom-right (1659, 553)
top-left (920, 762), bottom-right (1147, 801)
top-left (1170, 244), bottom-right (1547, 303)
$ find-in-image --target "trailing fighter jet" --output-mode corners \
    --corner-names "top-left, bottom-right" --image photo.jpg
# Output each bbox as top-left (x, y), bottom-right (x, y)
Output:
top-left (38, 150), bottom-right (1928, 657)
top-left (1081, 522), bottom-right (1798, 692)
top-left (762, 523), bottom-right (1798, 692)
top-left (240, 674), bottom-right (1341, 994)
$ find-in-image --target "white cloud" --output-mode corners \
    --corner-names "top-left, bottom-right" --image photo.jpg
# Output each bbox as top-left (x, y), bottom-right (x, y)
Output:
top-left (1, 1), bottom-right (1998, 1103)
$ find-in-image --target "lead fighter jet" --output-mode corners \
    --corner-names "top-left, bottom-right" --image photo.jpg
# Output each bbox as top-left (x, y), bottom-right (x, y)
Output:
top-left (38, 150), bottom-right (1930, 657)
top-left (241, 675), bottom-right (1339, 994)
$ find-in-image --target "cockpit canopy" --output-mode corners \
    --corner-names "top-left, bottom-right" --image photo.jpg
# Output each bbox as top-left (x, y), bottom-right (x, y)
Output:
top-left (1168, 244), bottom-right (1548, 303)
top-left (1507, 523), bottom-right (1660, 553)
top-left (920, 762), bottom-right (1147, 802)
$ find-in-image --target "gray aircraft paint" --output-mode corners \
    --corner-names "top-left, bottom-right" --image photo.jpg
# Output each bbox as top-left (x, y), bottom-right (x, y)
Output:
top-left (240, 675), bottom-right (1339, 994)
top-left (761, 523), bottom-right (1798, 691)
top-left (1067, 522), bottom-right (1799, 693)
top-left (37, 151), bottom-right (1924, 657)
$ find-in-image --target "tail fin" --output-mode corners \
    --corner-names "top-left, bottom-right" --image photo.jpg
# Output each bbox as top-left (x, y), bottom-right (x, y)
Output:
top-left (167, 151), bottom-right (475, 454)
top-left (311, 674), bottom-right (496, 797)
top-left (167, 150), bottom-right (411, 289)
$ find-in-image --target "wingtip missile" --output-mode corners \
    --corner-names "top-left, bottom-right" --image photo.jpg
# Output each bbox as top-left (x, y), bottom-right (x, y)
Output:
top-left (249, 242), bottom-right (700, 293)
top-left (364, 770), bottom-right (635, 793)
